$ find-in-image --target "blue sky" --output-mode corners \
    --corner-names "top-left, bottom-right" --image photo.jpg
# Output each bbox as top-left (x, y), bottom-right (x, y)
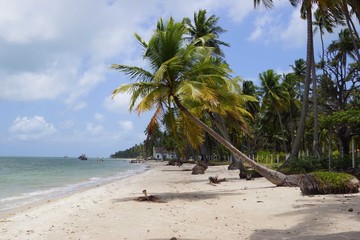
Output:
top-left (0, 0), bottom-right (347, 157)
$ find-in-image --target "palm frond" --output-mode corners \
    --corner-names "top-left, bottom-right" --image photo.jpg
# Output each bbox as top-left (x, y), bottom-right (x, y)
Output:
top-left (111, 64), bottom-right (153, 82)
top-left (134, 86), bottom-right (168, 113)
top-left (146, 104), bottom-right (164, 136)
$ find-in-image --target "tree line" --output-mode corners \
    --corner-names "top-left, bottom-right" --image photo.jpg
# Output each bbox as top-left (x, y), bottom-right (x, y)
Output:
top-left (111, 2), bottom-right (359, 184)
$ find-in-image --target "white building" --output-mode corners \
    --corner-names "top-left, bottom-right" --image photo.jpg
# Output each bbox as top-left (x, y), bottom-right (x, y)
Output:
top-left (153, 147), bottom-right (177, 160)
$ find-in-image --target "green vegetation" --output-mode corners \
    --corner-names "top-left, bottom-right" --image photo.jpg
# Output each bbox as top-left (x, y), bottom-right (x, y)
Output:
top-left (300, 172), bottom-right (359, 195)
top-left (111, 144), bottom-right (145, 159)
top-left (111, 6), bottom-right (360, 187)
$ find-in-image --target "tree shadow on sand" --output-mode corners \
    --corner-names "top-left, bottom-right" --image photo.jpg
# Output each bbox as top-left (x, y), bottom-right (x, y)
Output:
top-left (112, 189), bottom-right (243, 203)
top-left (250, 195), bottom-right (360, 240)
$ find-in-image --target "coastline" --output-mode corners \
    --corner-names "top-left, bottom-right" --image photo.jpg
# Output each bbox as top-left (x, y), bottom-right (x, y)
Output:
top-left (1, 161), bottom-right (360, 239)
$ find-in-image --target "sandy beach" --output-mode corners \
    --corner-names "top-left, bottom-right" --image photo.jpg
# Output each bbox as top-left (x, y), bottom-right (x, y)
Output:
top-left (1, 161), bottom-right (360, 240)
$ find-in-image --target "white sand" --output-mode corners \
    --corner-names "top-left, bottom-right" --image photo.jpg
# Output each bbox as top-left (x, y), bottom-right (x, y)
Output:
top-left (1, 162), bottom-right (360, 240)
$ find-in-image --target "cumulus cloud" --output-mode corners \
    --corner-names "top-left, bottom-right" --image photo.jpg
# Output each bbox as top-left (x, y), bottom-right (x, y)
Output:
top-left (0, 0), bottom-right (155, 103)
top-left (0, 0), bottom-right (267, 105)
top-left (118, 120), bottom-right (134, 133)
top-left (280, 8), bottom-right (307, 49)
top-left (103, 93), bottom-right (132, 113)
top-left (247, 5), bottom-right (306, 49)
top-left (9, 116), bottom-right (57, 140)
top-left (94, 113), bottom-right (105, 122)
top-left (248, 15), bottom-right (273, 42)
top-left (85, 123), bottom-right (104, 135)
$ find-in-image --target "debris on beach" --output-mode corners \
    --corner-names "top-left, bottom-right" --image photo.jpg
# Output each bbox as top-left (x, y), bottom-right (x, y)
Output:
top-left (192, 162), bottom-right (208, 175)
top-left (209, 176), bottom-right (226, 184)
top-left (135, 189), bottom-right (163, 203)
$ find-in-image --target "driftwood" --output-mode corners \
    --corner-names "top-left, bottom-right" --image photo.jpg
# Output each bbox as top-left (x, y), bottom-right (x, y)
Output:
top-left (135, 189), bottom-right (163, 203)
top-left (209, 176), bottom-right (226, 184)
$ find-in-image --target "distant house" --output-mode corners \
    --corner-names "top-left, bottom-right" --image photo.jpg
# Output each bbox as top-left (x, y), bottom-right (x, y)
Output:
top-left (153, 147), bottom-right (177, 160)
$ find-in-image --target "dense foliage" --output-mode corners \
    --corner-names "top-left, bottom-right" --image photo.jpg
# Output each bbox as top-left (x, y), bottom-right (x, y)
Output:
top-left (111, 6), bottom-right (360, 175)
top-left (110, 144), bottom-right (145, 159)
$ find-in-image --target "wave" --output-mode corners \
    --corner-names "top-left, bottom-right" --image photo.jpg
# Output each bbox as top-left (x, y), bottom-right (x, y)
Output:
top-left (0, 164), bottom-right (148, 212)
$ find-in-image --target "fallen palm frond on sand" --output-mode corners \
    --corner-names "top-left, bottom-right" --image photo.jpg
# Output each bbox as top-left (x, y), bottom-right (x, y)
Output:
top-left (209, 176), bottom-right (226, 184)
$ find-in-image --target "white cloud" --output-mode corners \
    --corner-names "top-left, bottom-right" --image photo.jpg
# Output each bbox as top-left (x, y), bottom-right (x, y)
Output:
top-left (224, 0), bottom-right (254, 23)
top-left (9, 116), bottom-right (57, 140)
top-left (104, 92), bottom-right (132, 113)
top-left (118, 120), bottom-right (134, 133)
top-left (0, 0), bottom-right (261, 105)
top-left (94, 113), bottom-right (105, 122)
top-left (85, 123), bottom-right (104, 135)
top-left (248, 15), bottom-right (272, 41)
top-left (0, 0), bottom-right (57, 44)
top-left (59, 120), bottom-right (75, 129)
top-left (247, 6), bottom-right (306, 49)
top-left (280, 8), bottom-right (306, 48)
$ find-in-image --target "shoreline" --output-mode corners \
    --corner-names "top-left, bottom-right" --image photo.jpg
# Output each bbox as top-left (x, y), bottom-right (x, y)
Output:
top-left (1, 161), bottom-right (360, 239)
top-left (0, 160), bottom-right (149, 219)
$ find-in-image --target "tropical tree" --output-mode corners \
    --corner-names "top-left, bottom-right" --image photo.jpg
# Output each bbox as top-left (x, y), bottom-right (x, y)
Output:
top-left (184, 9), bottom-right (254, 167)
top-left (253, 0), bottom-right (335, 158)
top-left (112, 17), bottom-right (299, 186)
top-left (183, 9), bottom-right (230, 57)
top-left (322, 29), bottom-right (360, 156)
top-left (335, 0), bottom-right (360, 61)
top-left (258, 69), bottom-right (290, 152)
top-left (313, 8), bottom-right (339, 69)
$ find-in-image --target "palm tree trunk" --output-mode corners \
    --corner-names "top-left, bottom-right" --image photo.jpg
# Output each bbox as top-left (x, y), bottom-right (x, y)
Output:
top-left (311, 43), bottom-right (321, 157)
top-left (210, 113), bottom-right (249, 174)
top-left (342, 1), bottom-right (360, 62)
top-left (290, 6), bottom-right (313, 158)
top-left (276, 110), bottom-right (288, 153)
top-left (174, 96), bottom-right (300, 186)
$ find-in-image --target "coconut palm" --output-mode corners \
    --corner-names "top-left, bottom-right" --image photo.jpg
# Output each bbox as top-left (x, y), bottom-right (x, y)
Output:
top-left (313, 8), bottom-right (339, 69)
top-left (258, 70), bottom-right (290, 152)
top-left (184, 9), bottom-right (253, 167)
top-left (336, 0), bottom-right (360, 61)
top-left (253, 0), bottom-right (334, 158)
top-left (112, 17), bottom-right (299, 186)
top-left (183, 9), bottom-right (229, 57)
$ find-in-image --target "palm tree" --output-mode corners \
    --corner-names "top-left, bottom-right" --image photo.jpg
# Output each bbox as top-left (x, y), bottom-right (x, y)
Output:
top-left (258, 70), bottom-right (290, 152)
top-left (112, 17), bottom-right (299, 186)
top-left (254, 0), bottom-right (334, 158)
top-left (336, 0), bottom-right (360, 61)
top-left (312, 9), bottom-right (338, 155)
top-left (313, 8), bottom-right (338, 69)
top-left (183, 9), bottom-right (229, 57)
top-left (290, 58), bottom-right (306, 99)
top-left (184, 9), bottom-right (252, 166)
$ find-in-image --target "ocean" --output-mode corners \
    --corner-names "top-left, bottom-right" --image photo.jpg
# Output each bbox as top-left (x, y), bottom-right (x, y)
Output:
top-left (0, 156), bottom-right (147, 213)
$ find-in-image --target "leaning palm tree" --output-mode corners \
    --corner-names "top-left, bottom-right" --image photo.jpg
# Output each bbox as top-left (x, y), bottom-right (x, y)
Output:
top-left (112, 17), bottom-right (299, 186)
top-left (184, 9), bottom-right (253, 167)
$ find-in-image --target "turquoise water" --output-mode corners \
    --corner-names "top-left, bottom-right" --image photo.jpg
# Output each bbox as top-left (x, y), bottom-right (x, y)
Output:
top-left (0, 156), bottom-right (147, 212)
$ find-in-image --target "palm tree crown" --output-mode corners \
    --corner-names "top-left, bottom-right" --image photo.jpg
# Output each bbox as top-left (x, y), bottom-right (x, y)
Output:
top-left (112, 17), bottom-right (249, 147)
top-left (183, 9), bottom-right (230, 56)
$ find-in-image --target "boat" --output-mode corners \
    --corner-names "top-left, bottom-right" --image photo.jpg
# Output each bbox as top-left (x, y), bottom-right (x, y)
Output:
top-left (78, 154), bottom-right (88, 160)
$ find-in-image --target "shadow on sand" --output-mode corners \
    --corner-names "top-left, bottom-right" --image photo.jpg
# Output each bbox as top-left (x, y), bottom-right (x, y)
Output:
top-left (250, 196), bottom-right (360, 240)
top-left (112, 189), bottom-right (243, 203)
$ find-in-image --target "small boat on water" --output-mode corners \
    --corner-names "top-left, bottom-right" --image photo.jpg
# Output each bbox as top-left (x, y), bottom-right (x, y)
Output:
top-left (78, 154), bottom-right (88, 160)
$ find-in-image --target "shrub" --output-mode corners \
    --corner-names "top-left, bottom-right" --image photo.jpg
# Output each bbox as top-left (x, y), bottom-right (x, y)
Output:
top-left (300, 172), bottom-right (360, 195)
top-left (280, 157), bottom-right (327, 174)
